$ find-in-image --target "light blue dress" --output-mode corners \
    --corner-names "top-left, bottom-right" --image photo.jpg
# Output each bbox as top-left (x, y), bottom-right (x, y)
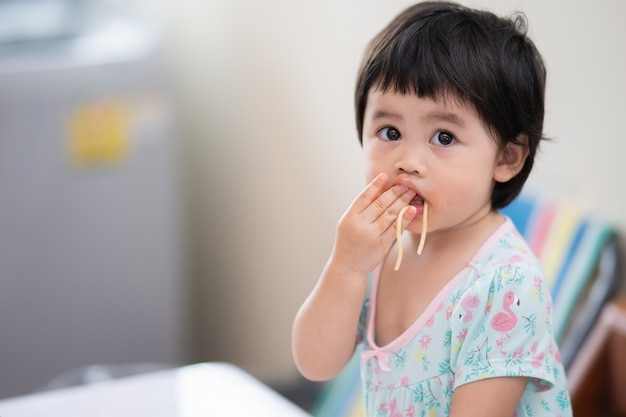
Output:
top-left (358, 218), bottom-right (572, 417)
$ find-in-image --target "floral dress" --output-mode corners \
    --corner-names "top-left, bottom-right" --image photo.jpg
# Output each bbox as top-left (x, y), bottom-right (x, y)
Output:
top-left (358, 218), bottom-right (572, 417)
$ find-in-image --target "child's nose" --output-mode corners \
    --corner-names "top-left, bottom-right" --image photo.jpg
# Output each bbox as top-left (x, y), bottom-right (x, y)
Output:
top-left (394, 142), bottom-right (427, 176)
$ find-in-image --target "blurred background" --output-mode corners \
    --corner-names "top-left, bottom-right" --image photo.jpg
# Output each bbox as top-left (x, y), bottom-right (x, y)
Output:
top-left (1, 0), bottom-right (625, 400)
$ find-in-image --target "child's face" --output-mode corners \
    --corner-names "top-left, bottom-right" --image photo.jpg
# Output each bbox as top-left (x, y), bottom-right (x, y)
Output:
top-left (361, 87), bottom-right (507, 235)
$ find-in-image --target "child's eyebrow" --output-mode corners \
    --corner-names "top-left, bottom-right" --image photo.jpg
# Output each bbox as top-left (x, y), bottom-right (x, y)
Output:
top-left (422, 111), bottom-right (465, 127)
top-left (371, 110), bottom-right (402, 121)
top-left (369, 109), bottom-right (466, 127)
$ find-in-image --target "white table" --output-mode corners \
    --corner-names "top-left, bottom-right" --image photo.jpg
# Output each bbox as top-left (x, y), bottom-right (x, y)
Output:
top-left (0, 362), bottom-right (311, 417)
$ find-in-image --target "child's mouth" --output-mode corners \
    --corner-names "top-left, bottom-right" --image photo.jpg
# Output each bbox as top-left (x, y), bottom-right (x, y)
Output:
top-left (410, 195), bottom-right (425, 206)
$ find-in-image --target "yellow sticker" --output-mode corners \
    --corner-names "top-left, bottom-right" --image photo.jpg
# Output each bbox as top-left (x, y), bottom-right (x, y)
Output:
top-left (67, 101), bottom-right (130, 168)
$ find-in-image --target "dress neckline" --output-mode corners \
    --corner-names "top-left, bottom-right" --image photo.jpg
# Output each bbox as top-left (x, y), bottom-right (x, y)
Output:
top-left (366, 217), bottom-right (515, 352)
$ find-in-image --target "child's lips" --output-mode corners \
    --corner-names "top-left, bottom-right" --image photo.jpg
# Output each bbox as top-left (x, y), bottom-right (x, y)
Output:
top-left (392, 178), bottom-right (419, 194)
top-left (391, 177), bottom-right (425, 206)
top-left (410, 195), bottom-right (425, 206)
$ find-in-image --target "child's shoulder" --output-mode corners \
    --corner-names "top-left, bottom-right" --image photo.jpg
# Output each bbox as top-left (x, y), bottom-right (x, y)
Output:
top-left (477, 218), bottom-right (541, 269)
top-left (465, 218), bottom-right (548, 295)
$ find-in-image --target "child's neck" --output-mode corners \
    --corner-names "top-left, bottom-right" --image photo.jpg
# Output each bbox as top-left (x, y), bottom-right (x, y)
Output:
top-left (374, 210), bottom-right (506, 347)
top-left (410, 209), bottom-right (505, 261)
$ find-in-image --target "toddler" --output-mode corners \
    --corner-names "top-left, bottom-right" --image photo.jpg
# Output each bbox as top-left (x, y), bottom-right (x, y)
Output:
top-left (292, 2), bottom-right (572, 416)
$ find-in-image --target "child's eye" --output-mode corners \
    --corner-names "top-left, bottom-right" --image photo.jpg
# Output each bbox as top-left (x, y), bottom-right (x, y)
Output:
top-left (431, 131), bottom-right (456, 146)
top-left (378, 127), bottom-right (401, 141)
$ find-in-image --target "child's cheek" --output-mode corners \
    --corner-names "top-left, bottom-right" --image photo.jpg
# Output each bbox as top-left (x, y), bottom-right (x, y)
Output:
top-left (363, 164), bottom-right (381, 187)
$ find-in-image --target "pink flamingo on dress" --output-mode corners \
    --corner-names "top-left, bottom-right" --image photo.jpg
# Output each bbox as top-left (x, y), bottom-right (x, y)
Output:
top-left (384, 399), bottom-right (402, 417)
top-left (490, 290), bottom-right (519, 354)
top-left (530, 341), bottom-right (545, 368)
top-left (459, 295), bottom-right (480, 323)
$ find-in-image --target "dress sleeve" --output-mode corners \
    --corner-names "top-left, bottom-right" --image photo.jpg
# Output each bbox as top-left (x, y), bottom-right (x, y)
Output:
top-left (450, 258), bottom-right (563, 391)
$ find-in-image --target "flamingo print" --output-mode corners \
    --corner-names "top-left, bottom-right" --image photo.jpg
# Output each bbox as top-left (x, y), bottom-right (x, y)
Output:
top-left (530, 341), bottom-right (545, 368)
top-left (490, 290), bottom-right (519, 354)
top-left (380, 399), bottom-right (402, 417)
top-left (459, 295), bottom-right (480, 323)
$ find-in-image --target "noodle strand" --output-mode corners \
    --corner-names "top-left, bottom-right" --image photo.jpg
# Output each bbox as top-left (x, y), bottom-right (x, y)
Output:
top-left (393, 206), bottom-right (411, 271)
top-left (417, 201), bottom-right (429, 255)
top-left (393, 201), bottom-right (429, 271)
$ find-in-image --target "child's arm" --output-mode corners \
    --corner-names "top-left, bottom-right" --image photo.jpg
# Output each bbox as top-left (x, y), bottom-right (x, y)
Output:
top-left (449, 376), bottom-right (528, 417)
top-left (292, 173), bottom-right (416, 381)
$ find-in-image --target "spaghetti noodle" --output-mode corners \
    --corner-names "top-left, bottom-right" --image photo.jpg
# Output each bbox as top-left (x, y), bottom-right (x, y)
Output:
top-left (393, 201), bottom-right (429, 271)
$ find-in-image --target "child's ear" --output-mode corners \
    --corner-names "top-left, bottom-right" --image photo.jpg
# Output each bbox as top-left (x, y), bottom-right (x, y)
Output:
top-left (494, 134), bottom-right (530, 183)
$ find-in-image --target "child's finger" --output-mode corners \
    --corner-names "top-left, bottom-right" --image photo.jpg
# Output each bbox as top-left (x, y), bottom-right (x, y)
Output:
top-left (382, 204), bottom-right (417, 252)
top-left (362, 184), bottom-right (415, 226)
top-left (349, 173), bottom-right (389, 213)
top-left (391, 205), bottom-right (417, 236)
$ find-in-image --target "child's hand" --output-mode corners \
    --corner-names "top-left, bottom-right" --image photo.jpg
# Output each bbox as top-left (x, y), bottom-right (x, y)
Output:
top-left (330, 173), bottom-right (417, 276)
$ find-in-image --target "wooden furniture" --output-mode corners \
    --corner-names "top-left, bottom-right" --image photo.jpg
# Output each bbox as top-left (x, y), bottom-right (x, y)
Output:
top-left (569, 298), bottom-right (626, 417)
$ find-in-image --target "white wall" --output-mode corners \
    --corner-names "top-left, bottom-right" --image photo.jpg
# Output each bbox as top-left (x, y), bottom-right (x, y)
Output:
top-left (149, 0), bottom-right (626, 382)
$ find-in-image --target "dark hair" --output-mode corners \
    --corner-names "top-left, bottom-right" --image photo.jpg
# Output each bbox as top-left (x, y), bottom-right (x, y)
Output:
top-left (355, 1), bottom-right (546, 208)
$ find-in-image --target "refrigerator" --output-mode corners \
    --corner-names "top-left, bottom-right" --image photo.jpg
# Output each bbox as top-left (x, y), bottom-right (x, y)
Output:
top-left (0, 0), bottom-right (187, 398)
